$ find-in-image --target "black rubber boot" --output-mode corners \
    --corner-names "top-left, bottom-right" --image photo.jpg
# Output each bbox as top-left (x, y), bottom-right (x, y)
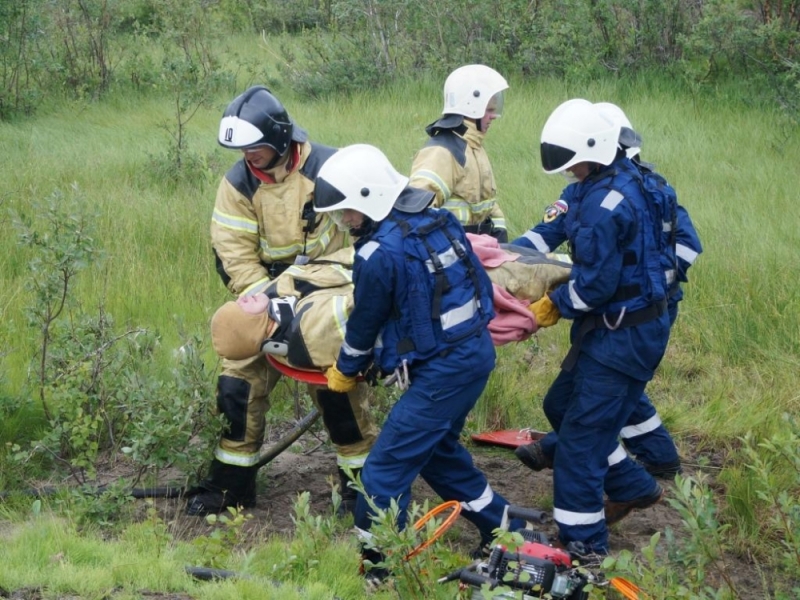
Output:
top-left (185, 458), bottom-right (258, 517)
top-left (336, 467), bottom-right (361, 518)
top-left (360, 546), bottom-right (390, 589)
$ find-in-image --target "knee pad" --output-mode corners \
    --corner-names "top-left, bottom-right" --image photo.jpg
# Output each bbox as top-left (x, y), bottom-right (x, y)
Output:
top-left (216, 376), bottom-right (251, 441)
top-left (317, 389), bottom-right (364, 446)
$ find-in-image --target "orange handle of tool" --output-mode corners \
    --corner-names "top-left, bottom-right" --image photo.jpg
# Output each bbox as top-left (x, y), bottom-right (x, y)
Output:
top-left (610, 576), bottom-right (648, 600)
top-left (405, 500), bottom-right (462, 560)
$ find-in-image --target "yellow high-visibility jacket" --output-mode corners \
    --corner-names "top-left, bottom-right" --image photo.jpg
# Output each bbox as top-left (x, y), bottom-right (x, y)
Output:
top-left (211, 141), bottom-right (350, 297)
top-left (409, 119), bottom-right (506, 233)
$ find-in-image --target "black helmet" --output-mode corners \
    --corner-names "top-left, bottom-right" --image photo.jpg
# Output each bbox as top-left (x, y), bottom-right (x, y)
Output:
top-left (217, 86), bottom-right (308, 155)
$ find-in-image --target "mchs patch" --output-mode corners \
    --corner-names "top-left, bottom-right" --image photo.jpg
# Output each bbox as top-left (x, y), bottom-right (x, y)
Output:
top-left (543, 199), bottom-right (568, 223)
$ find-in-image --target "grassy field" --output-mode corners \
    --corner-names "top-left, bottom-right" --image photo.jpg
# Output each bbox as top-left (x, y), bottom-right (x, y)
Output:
top-left (4, 71), bottom-right (796, 431)
top-left (1, 55), bottom-right (799, 597)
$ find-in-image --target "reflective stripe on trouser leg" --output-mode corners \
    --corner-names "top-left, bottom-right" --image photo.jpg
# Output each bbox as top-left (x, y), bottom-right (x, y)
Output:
top-left (619, 391), bottom-right (680, 466)
top-left (354, 376), bottom-right (488, 534)
top-left (310, 381), bottom-right (377, 469)
top-left (215, 354), bottom-right (279, 466)
top-left (552, 354), bottom-right (654, 552)
top-left (418, 405), bottom-right (514, 540)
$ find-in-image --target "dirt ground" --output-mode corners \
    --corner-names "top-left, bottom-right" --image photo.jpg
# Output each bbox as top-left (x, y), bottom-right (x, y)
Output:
top-left (216, 430), bottom-right (686, 553)
top-left (4, 419), bottom-right (767, 599)
top-left (155, 421), bottom-right (766, 595)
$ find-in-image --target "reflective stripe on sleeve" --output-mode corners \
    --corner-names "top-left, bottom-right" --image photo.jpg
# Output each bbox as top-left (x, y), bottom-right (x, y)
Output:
top-left (676, 243), bottom-right (699, 264)
top-left (341, 340), bottom-right (373, 357)
top-left (568, 281), bottom-right (592, 311)
top-left (411, 169), bottom-right (452, 200)
top-left (357, 240), bottom-right (380, 261)
top-left (522, 230), bottom-right (551, 253)
top-left (212, 208), bottom-right (259, 234)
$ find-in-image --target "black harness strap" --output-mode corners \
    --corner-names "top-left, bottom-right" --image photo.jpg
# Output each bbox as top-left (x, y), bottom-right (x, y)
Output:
top-left (561, 298), bottom-right (667, 372)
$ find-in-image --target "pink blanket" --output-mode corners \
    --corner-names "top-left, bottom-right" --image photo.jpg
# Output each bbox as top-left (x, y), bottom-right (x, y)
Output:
top-left (467, 234), bottom-right (538, 345)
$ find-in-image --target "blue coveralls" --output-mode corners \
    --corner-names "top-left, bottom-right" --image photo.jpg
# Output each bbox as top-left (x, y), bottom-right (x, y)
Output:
top-left (517, 157), bottom-right (671, 551)
top-left (513, 160), bottom-right (701, 470)
top-left (335, 194), bottom-right (515, 546)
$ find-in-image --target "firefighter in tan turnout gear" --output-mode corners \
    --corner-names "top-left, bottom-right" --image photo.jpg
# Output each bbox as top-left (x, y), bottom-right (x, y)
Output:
top-left (409, 64), bottom-right (510, 242)
top-left (186, 86), bottom-right (378, 517)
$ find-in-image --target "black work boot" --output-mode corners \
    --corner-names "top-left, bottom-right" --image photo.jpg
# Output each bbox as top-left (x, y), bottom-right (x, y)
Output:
top-left (514, 441), bottom-right (554, 472)
top-left (185, 458), bottom-right (258, 517)
top-left (336, 466), bottom-right (361, 518)
top-left (360, 546), bottom-right (390, 590)
top-left (605, 484), bottom-right (664, 526)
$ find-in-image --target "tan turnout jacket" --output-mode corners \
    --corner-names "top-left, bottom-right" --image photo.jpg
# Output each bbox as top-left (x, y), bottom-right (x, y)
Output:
top-left (211, 141), bottom-right (349, 297)
top-left (409, 119), bottom-right (506, 231)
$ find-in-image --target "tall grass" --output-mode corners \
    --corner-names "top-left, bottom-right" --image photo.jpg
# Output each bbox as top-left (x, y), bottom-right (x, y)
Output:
top-left (1, 66), bottom-right (798, 449)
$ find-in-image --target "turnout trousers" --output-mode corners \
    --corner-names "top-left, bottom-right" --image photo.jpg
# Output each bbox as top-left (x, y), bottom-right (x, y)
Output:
top-left (214, 354), bottom-right (378, 469)
top-left (543, 354), bottom-right (658, 552)
top-left (355, 374), bottom-right (510, 543)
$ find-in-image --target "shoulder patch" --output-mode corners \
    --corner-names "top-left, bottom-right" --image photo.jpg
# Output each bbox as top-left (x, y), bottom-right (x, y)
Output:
top-left (357, 240), bottom-right (380, 261)
top-left (543, 199), bottom-right (568, 223)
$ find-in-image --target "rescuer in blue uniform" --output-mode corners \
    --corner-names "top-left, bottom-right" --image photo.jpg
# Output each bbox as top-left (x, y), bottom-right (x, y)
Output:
top-left (312, 143), bottom-right (519, 579)
top-left (523, 99), bottom-right (671, 553)
top-left (514, 103), bottom-right (702, 486)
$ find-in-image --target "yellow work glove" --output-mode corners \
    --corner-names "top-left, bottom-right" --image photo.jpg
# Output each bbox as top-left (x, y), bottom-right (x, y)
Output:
top-left (325, 364), bottom-right (358, 393)
top-left (528, 294), bottom-right (561, 328)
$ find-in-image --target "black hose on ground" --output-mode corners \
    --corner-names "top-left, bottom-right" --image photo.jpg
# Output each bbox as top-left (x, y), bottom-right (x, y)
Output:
top-left (184, 565), bottom-right (343, 599)
top-left (0, 409), bottom-right (321, 500)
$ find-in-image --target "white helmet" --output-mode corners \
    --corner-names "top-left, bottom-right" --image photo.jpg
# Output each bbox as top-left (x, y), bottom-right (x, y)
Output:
top-left (595, 101), bottom-right (642, 158)
top-left (442, 64), bottom-right (508, 118)
top-left (314, 144), bottom-right (410, 223)
top-left (540, 99), bottom-right (622, 174)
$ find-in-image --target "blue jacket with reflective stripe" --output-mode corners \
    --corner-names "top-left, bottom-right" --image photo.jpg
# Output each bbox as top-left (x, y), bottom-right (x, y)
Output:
top-left (336, 204), bottom-right (495, 385)
top-left (514, 161), bottom-right (702, 311)
top-left (543, 159), bottom-right (670, 380)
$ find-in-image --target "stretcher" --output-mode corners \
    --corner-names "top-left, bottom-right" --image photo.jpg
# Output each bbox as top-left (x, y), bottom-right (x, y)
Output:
top-left (470, 427), bottom-right (548, 449)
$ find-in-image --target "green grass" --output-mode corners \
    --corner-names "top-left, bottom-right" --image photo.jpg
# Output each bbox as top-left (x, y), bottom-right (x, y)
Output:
top-left (1, 35), bottom-right (799, 597)
top-left (2, 67), bottom-right (799, 438)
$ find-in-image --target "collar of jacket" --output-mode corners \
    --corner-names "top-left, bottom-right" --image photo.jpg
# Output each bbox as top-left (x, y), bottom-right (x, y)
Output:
top-left (247, 142), bottom-right (302, 184)
top-left (462, 119), bottom-right (486, 148)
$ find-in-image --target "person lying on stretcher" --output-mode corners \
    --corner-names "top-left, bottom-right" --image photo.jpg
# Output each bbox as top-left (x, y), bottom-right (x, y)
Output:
top-left (210, 235), bottom-right (572, 372)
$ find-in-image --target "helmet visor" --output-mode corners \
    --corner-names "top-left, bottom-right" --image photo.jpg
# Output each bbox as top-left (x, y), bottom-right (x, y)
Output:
top-left (540, 142), bottom-right (576, 173)
top-left (313, 177), bottom-right (346, 211)
top-left (486, 91), bottom-right (505, 117)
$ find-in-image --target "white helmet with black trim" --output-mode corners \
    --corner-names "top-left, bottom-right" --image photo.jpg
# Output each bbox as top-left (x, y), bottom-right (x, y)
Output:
top-left (540, 98), bottom-right (622, 174)
top-left (595, 102), bottom-right (642, 158)
top-left (442, 64), bottom-right (508, 119)
top-left (218, 85), bottom-right (307, 154)
top-left (314, 144), bottom-right (410, 223)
